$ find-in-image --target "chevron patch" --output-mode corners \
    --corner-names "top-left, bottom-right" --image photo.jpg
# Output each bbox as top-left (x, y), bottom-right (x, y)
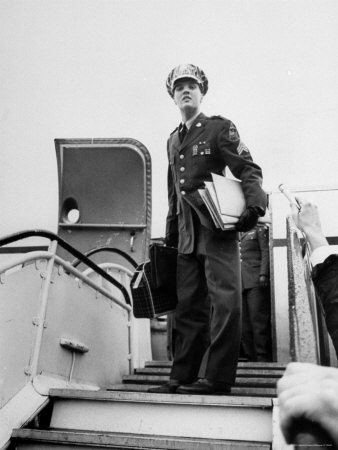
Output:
top-left (237, 140), bottom-right (249, 155)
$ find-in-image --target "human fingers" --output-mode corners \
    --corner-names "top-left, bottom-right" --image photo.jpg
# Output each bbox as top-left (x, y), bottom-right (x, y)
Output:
top-left (282, 362), bottom-right (317, 377)
top-left (290, 203), bottom-right (300, 225)
top-left (294, 199), bottom-right (322, 236)
top-left (295, 197), bottom-right (318, 217)
top-left (278, 375), bottom-right (327, 443)
top-left (278, 390), bottom-right (322, 443)
top-left (277, 363), bottom-right (324, 400)
top-left (290, 197), bottom-right (304, 229)
top-left (294, 195), bottom-right (304, 207)
top-left (278, 379), bottom-right (338, 445)
top-left (278, 364), bottom-right (338, 405)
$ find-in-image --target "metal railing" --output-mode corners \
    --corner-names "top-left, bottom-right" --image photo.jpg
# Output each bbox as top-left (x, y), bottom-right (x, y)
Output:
top-left (0, 230), bottom-right (132, 306)
top-left (71, 246), bottom-right (138, 270)
top-left (0, 233), bottom-right (134, 380)
top-left (0, 232), bottom-right (136, 449)
top-left (286, 216), bottom-right (319, 363)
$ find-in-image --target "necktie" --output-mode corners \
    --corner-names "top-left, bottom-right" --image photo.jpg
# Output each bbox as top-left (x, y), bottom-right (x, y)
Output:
top-left (179, 123), bottom-right (188, 143)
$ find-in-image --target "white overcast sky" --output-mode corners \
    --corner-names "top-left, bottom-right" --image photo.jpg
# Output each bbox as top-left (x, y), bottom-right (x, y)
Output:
top-left (1, 0), bottom-right (338, 239)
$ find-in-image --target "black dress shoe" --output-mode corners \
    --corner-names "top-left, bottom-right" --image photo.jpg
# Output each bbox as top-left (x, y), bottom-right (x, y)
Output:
top-left (148, 382), bottom-right (180, 393)
top-left (176, 379), bottom-right (231, 395)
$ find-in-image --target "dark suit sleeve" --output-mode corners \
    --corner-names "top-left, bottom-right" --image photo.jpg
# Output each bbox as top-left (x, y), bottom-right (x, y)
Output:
top-left (217, 120), bottom-right (267, 213)
top-left (312, 254), bottom-right (338, 356)
top-left (257, 226), bottom-right (270, 277)
top-left (165, 145), bottom-right (179, 248)
top-left (312, 254), bottom-right (338, 307)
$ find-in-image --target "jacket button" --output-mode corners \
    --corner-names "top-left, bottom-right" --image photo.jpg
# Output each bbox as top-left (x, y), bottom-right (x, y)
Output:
top-left (180, 167), bottom-right (185, 172)
top-left (180, 154), bottom-right (184, 159)
top-left (181, 190), bottom-right (186, 195)
top-left (180, 179), bottom-right (185, 184)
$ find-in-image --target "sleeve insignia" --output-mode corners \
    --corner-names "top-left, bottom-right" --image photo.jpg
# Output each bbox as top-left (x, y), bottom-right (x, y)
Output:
top-left (229, 122), bottom-right (240, 141)
top-left (237, 140), bottom-right (250, 155)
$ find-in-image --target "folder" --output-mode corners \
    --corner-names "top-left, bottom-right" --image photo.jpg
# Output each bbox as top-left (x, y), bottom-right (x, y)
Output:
top-left (198, 173), bottom-right (270, 231)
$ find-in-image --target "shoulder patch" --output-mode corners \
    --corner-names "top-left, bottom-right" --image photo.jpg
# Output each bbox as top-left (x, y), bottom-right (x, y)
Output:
top-left (229, 122), bottom-right (240, 141)
top-left (237, 140), bottom-right (249, 155)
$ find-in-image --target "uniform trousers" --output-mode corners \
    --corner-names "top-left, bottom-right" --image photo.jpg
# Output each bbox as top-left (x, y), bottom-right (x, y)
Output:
top-left (170, 223), bottom-right (241, 385)
top-left (241, 286), bottom-right (271, 362)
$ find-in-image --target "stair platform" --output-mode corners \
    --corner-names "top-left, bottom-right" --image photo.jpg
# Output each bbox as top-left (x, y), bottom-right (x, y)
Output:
top-left (12, 428), bottom-right (271, 449)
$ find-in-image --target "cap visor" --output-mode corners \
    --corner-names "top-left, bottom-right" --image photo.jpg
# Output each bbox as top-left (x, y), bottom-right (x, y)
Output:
top-left (173, 76), bottom-right (200, 87)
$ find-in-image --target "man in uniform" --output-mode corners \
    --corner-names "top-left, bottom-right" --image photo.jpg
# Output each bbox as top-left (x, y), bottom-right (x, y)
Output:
top-left (240, 224), bottom-right (272, 362)
top-left (149, 64), bottom-right (267, 395)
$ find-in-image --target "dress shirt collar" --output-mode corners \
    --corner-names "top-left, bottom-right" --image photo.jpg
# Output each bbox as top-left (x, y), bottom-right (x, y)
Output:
top-left (183, 111), bottom-right (202, 130)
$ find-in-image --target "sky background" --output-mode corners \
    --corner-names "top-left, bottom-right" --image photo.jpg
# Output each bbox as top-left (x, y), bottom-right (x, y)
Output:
top-left (1, 0), bottom-right (338, 240)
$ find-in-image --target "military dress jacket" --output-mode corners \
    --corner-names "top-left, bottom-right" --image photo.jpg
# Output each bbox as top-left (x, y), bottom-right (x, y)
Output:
top-left (240, 225), bottom-right (270, 290)
top-left (165, 112), bottom-right (267, 254)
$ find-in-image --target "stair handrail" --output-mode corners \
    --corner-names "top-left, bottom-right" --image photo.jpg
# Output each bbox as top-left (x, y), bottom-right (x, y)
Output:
top-left (286, 216), bottom-right (319, 363)
top-left (0, 229), bottom-right (132, 306)
top-left (0, 243), bottom-right (134, 449)
top-left (70, 246), bottom-right (138, 269)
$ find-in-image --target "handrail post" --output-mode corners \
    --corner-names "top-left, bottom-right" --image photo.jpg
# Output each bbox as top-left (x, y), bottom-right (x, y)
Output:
top-left (286, 216), bottom-right (319, 363)
top-left (127, 310), bottom-right (133, 374)
top-left (29, 240), bottom-right (58, 379)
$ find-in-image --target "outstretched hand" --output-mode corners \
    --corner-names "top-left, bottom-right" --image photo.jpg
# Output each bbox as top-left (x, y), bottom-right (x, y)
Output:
top-left (290, 197), bottom-right (328, 251)
top-left (291, 197), bottom-right (322, 234)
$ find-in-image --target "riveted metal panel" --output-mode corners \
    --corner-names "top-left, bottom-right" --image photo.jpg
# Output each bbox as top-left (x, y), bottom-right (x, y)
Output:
top-left (0, 261), bottom-right (46, 407)
top-left (36, 265), bottom-right (130, 387)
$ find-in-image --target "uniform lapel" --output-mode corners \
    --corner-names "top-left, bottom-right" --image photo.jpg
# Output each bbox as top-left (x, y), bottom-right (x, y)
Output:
top-left (179, 113), bottom-right (206, 152)
top-left (171, 128), bottom-right (181, 151)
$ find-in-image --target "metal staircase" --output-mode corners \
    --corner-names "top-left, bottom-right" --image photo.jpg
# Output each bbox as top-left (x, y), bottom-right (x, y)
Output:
top-left (118, 360), bottom-right (284, 396)
top-left (11, 360), bottom-right (285, 449)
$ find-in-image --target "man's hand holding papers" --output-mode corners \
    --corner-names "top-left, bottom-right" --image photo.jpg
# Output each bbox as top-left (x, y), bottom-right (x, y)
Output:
top-left (198, 173), bottom-right (270, 231)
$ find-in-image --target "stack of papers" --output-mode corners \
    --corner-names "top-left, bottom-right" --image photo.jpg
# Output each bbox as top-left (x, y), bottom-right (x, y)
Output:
top-left (198, 173), bottom-right (270, 231)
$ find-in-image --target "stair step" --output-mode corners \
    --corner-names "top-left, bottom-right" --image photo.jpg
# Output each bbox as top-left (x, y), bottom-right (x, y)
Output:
top-left (45, 389), bottom-right (273, 443)
top-left (49, 389), bottom-right (273, 405)
top-left (122, 374), bottom-right (278, 388)
top-left (108, 383), bottom-right (277, 397)
top-left (134, 367), bottom-right (284, 378)
top-left (12, 429), bottom-right (271, 449)
top-left (145, 360), bottom-right (286, 370)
